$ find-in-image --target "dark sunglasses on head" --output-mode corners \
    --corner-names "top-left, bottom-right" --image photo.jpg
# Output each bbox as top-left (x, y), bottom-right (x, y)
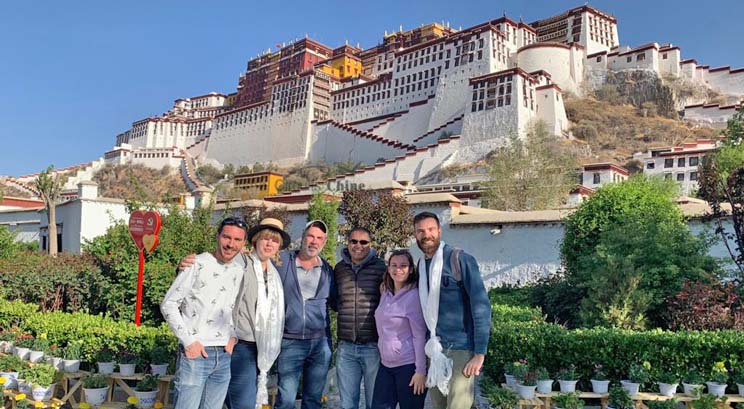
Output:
top-left (220, 217), bottom-right (247, 229)
top-left (349, 239), bottom-right (370, 245)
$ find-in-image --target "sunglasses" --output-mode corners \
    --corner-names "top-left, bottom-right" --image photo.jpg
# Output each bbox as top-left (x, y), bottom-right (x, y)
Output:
top-left (220, 217), bottom-right (247, 229)
top-left (349, 239), bottom-right (370, 245)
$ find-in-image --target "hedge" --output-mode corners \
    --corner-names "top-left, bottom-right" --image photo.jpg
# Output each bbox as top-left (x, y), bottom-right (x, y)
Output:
top-left (484, 303), bottom-right (744, 389)
top-left (0, 299), bottom-right (176, 368)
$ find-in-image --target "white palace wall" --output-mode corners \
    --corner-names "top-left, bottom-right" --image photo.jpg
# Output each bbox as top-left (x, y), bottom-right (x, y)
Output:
top-left (378, 98), bottom-right (437, 144)
top-left (309, 122), bottom-right (412, 165)
top-left (705, 67), bottom-right (744, 97)
top-left (517, 43), bottom-right (585, 96)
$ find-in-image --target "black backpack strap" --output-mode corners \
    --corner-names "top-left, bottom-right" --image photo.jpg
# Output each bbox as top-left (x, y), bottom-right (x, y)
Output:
top-left (450, 248), bottom-right (463, 287)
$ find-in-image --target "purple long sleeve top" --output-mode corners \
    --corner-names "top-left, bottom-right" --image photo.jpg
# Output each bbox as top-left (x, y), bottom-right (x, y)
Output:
top-left (374, 286), bottom-right (427, 374)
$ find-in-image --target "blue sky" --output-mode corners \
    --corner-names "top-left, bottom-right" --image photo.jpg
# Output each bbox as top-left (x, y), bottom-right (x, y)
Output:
top-left (1, 0), bottom-right (742, 176)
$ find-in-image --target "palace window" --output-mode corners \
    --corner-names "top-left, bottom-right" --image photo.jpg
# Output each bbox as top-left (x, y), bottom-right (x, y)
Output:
top-left (676, 173), bottom-right (685, 181)
top-left (689, 157), bottom-right (699, 166)
top-left (678, 157), bottom-right (686, 167)
top-left (593, 173), bottom-right (601, 184)
top-left (664, 159), bottom-right (674, 168)
top-left (690, 171), bottom-right (698, 181)
top-left (637, 53), bottom-right (646, 61)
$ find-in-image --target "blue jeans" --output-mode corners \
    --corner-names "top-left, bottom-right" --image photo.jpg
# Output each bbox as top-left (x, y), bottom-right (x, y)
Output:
top-left (275, 337), bottom-right (332, 409)
top-left (336, 341), bottom-right (380, 409)
top-left (371, 363), bottom-right (426, 409)
top-left (174, 346), bottom-right (231, 409)
top-left (225, 341), bottom-right (258, 409)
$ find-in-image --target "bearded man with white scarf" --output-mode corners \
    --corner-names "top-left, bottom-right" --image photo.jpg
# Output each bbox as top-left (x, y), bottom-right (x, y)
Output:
top-left (413, 211), bottom-right (492, 409)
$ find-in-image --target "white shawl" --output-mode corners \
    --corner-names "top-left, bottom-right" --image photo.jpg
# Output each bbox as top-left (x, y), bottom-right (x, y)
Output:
top-left (250, 253), bottom-right (285, 408)
top-left (418, 241), bottom-right (453, 395)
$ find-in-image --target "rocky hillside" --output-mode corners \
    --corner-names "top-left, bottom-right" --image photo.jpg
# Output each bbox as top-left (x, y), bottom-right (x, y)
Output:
top-left (93, 164), bottom-right (188, 202)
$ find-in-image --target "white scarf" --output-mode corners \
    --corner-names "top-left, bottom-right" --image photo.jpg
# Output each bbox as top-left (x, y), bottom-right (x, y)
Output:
top-left (250, 252), bottom-right (285, 408)
top-left (418, 241), bottom-right (453, 395)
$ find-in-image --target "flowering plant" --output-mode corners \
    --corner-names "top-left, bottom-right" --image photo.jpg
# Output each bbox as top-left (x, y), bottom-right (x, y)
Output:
top-left (628, 362), bottom-right (651, 384)
top-left (592, 363), bottom-right (608, 381)
top-left (709, 362), bottom-right (728, 384)
top-left (557, 365), bottom-right (577, 381)
top-left (512, 359), bottom-right (530, 382)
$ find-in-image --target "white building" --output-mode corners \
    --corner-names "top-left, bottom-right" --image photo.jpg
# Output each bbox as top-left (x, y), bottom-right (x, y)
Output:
top-left (580, 163), bottom-right (629, 189)
top-left (634, 139), bottom-right (716, 195)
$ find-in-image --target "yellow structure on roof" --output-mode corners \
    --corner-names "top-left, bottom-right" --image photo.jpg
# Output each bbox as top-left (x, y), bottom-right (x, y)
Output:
top-left (233, 171), bottom-right (284, 198)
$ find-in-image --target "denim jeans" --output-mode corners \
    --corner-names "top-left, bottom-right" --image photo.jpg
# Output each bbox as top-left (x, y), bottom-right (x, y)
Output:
top-left (225, 341), bottom-right (258, 409)
top-left (371, 363), bottom-right (426, 409)
top-left (275, 337), bottom-right (332, 409)
top-left (174, 346), bottom-right (231, 409)
top-left (336, 341), bottom-right (380, 409)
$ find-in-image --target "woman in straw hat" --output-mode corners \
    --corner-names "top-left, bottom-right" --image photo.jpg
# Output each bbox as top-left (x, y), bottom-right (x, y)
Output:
top-left (226, 218), bottom-right (290, 409)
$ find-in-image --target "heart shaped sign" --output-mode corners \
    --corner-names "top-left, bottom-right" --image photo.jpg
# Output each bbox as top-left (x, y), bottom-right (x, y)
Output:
top-left (128, 211), bottom-right (162, 252)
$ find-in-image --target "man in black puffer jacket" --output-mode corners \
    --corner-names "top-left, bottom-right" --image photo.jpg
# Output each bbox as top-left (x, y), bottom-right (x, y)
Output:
top-left (330, 226), bottom-right (386, 409)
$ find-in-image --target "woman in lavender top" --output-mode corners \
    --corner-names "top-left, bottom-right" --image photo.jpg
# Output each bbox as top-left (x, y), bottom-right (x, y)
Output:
top-left (371, 249), bottom-right (427, 409)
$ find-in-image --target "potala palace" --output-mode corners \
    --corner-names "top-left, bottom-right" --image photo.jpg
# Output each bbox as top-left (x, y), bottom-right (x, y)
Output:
top-left (89, 5), bottom-right (741, 193)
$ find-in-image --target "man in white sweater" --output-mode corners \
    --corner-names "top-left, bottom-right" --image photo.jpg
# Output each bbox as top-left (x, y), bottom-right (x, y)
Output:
top-left (161, 217), bottom-right (247, 409)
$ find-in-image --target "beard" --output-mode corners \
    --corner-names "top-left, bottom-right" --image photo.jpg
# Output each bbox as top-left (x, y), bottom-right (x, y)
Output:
top-left (416, 236), bottom-right (441, 256)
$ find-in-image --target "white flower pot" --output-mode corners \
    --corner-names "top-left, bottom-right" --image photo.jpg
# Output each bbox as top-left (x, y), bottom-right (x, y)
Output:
top-left (63, 359), bottom-right (81, 373)
top-left (98, 361), bottom-right (115, 375)
top-left (0, 371), bottom-right (19, 389)
top-left (31, 383), bottom-right (56, 401)
top-left (591, 379), bottom-right (610, 394)
top-left (15, 347), bottom-right (30, 360)
top-left (119, 363), bottom-right (136, 376)
top-left (150, 364), bottom-right (168, 377)
top-left (558, 380), bottom-right (578, 393)
top-left (517, 384), bottom-right (537, 399)
top-left (658, 382), bottom-right (678, 397)
top-left (683, 383), bottom-right (703, 396)
top-left (737, 383), bottom-right (744, 397)
top-left (505, 374), bottom-right (516, 387)
top-left (18, 379), bottom-right (32, 394)
top-left (621, 380), bottom-right (641, 396)
top-left (29, 350), bottom-right (45, 363)
top-left (134, 389), bottom-right (159, 409)
top-left (537, 379), bottom-right (553, 394)
top-left (83, 386), bottom-right (110, 405)
top-left (706, 382), bottom-right (727, 397)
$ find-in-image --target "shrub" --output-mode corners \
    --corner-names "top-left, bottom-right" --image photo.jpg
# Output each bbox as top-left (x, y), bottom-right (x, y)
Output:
top-left (647, 399), bottom-right (677, 409)
top-left (136, 374), bottom-right (159, 392)
top-left (667, 280), bottom-right (744, 330)
top-left (553, 392), bottom-right (584, 409)
top-left (480, 384), bottom-right (518, 409)
top-left (82, 373), bottom-right (108, 389)
top-left (0, 299), bottom-right (176, 368)
top-left (608, 386), bottom-right (633, 409)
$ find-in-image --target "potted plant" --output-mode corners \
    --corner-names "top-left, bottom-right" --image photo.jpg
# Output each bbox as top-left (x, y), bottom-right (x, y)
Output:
top-left (481, 383), bottom-right (519, 409)
top-left (705, 362), bottom-right (728, 397)
top-left (133, 374), bottom-right (160, 409)
top-left (733, 368), bottom-right (744, 398)
top-left (536, 367), bottom-right (553, 394)
top-left (45, 344), bottom-right (63, 370)
top-left (647, 399), bottom-right (678, 409)
top-left (0, 331), bottom-right (15, 353)
top-left (23, 363), bottom-right (59, 401)
top-left (557, 365), bottom-right (579, 393)
top-left (690, 393), bottom-right (727, 409)
top-left (657, 371), bottom-right (679, 397)
top-left (148, 345), bottom-right (170, 377)
top-left (622, 362), bottom-right (650, 396)
top-left (82, 373), bottom-right (109, 405)
top-left (118, 350), bottom-right (138, 376)
top-left (516, 371), bottom-right (538, 400)
top-left (14, 334), bottom-right (34, 360)
top-left (504, 361), bottom-right (519, 387)
top-left (17, 365), bottom-right (34, 394)
top-left (553, 392), bottom-right (584, 409)
top-left (0, 354), bottom-right (27, 389)
top-left (683, 368), bottom-right (705, 396)
top-left (14, 393), bottom-right (32, 409)
top-left (29, 336), bottom-right (49, 363)
top-left (62, 341), bottom-right (83, 373)
top-left (96, 347), bottom-right (116, 375)
top-left (591, 363), bottom-right (610, 394)
top-left (607, 386), bottom-right (634, 409)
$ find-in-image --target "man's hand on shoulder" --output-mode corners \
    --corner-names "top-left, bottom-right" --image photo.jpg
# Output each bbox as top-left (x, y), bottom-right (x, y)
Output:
top-left (463, 353), bottom-right (485, 377)
top-left (178, 254), bottom-right (197, 271)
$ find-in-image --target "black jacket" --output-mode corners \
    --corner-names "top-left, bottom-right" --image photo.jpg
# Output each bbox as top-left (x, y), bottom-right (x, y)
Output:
top-left (331, 248), bottom-right (386, 343)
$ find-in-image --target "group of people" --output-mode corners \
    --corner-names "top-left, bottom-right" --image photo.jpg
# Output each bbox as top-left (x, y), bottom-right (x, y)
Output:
top-left (160, 211), bottom-right (492, 409)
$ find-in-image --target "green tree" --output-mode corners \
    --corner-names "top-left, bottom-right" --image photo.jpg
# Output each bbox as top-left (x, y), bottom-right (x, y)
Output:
top-left (34, 165), bottom-right (64, 256)
top-left (307, 192), bottom-right (339, 265)
top-left (555, 175), bottom-right (718, 328)
top-left (698, 108), bottom-right (744, 274)
top-left (340, 190), bottom-right (412, 255)
top-left (482, 122), bottom-right (578, 211)
top-left (0, 225), bottom-right (20, 259)
top-left (83, 205), bottom-right (217, 324)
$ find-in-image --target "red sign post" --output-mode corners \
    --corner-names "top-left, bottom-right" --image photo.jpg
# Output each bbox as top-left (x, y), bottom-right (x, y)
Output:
top-left (128, 211), bottom-right (162, 326)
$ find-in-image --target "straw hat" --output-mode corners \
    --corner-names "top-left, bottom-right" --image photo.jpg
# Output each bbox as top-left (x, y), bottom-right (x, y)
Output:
top-left (246, 218), bottom-right (291, 249)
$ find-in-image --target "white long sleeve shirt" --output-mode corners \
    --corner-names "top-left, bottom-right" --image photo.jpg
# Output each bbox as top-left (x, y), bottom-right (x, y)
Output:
top-left (161, 252), bottom-right (243, 347)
